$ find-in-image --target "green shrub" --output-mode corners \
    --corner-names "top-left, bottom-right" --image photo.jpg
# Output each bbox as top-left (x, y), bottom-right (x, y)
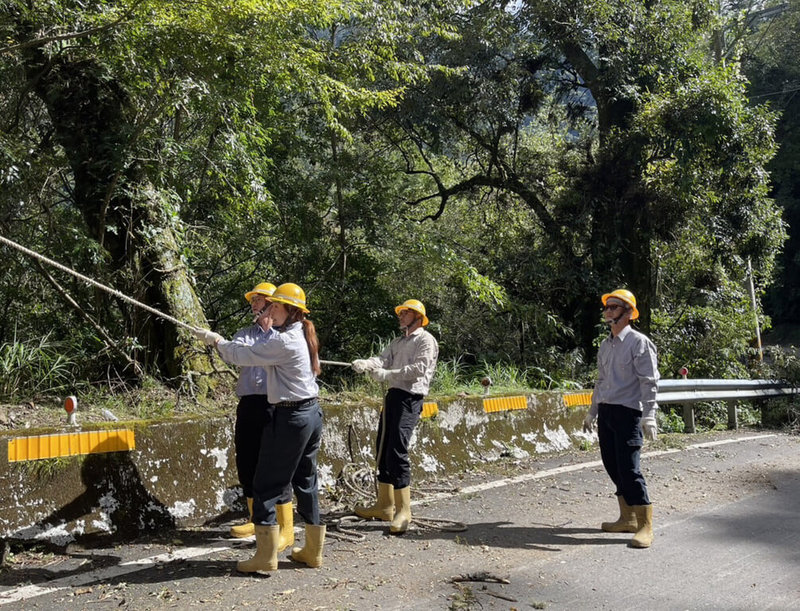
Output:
top-left (0, 334), bottom-right (79, 400)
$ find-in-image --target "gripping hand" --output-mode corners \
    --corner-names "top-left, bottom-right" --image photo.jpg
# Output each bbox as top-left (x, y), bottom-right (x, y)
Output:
top-left (351, 359), bottom-right (375, 374)
top-left (368, 368), bottom-right (399, 382)
top-left (193, 328), bottom-right (224, 346)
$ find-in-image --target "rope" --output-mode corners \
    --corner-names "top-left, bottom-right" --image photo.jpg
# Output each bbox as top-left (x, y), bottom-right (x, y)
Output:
top-left (331, 448), bottom-right (468, 539)
top-left (0, 232), bottom-right (196, 331)
top-left (2, 231), bottom-right (355, 368)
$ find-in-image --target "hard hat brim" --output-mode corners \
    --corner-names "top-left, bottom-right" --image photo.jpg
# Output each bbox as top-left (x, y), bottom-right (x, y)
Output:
top-left (271, 296), bottom-right (310, 313)
top-left (601, 292), bottom-right (639, 321)
top-left (395, 305), bottom-right (429, 326)
top-left (245, 290), bottom-right (273, 302)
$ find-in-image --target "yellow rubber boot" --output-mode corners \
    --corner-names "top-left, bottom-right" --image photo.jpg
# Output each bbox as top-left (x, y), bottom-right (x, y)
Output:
top-left (290, 524), bottom-right (326, 568)
top-left (236, 524), bottom-right (279, 573)
top-left (355, 482), bottom-right (395, 521)
top-left (276, 501), bottom-right (294, 552)
top-left (630, 504), bottom-right (654, 548)
top-left (601, 495), bottom-right (638, 533)
top-left (229, 497), bottom-right (255, 538)
top-left (390, 486), bottom-right (412, 534)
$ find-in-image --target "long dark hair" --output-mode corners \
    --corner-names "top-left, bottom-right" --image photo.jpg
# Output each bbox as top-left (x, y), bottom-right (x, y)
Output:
top-left (285, 306), bottom-right (321, 376)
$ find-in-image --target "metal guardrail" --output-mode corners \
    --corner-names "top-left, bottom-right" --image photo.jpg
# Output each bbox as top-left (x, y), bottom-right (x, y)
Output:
top-left (656, 379), bottom-right (799, 433)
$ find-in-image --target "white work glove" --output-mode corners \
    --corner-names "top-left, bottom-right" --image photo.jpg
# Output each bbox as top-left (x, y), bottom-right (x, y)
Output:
top-left (351, 359), bottom-right (377, 374)
top-left (368, 368), bottom-right (400, 382)
top-left (582, 412), bottom-right (597, 434)
top-left (193, 328), bottom-right (224, 346)
top-left (642, 417), bottom-right (658, 441)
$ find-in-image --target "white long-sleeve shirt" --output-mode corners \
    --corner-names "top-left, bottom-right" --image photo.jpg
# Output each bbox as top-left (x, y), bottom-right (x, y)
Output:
top-left (216, 322), bottom-right (319, 404)
top-left (224, 325), bottom-right (275, 397)
top-left (589, 325), bottom-right (660, 421)
top-left (366, 327), bottom-right (439, 396)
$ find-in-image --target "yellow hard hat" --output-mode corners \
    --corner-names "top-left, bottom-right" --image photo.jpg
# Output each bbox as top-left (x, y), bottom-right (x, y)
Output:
top-left (244, 282), bottom-right (276, 302)
top-left (601, 289), bottom-right (639, 321)
top-left (270, 282), bottom-right (309, 313)
top-left (395, 299), bottom-right (429, 326)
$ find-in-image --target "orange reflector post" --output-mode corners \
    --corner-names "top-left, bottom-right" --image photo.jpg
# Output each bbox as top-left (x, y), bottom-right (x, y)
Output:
top-left (421, 402), bottom-right (439, 419)
top-left (7, 429), bottom-right (136, 462)
top-left (482, 395), bottom-right (528, 413)
top-left (563, 392), bottom-right (593, 408)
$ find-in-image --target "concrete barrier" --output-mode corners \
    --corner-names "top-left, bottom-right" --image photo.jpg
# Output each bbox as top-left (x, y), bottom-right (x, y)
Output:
top-left (1, 391), bottom-right (589, 545)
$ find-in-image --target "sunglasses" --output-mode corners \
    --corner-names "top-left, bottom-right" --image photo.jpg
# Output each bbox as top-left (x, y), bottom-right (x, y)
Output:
top-left (602, 304), bottom-right (624, 312)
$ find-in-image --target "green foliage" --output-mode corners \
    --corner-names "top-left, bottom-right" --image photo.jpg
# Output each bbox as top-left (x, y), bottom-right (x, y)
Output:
top-left (743, 0), bottom-right (800, 323)
top-left (0, 335), bottom-right (79, 399)
top-left (758, 344), bottom-right (800, 430)
top-left (658, 408), bottom-right (686, 434)
top-left (429, 357), bottom-right (470, 395)
top-left (0, 0), bottom-right (792, 407)
top-left (650, 297), bottom-right (757, 379)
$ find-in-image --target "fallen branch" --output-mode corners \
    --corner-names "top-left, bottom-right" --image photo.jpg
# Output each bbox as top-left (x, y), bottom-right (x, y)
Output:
top-left (450, 572), bottom-right (510, 584)
top-left (484, 590), bottom-right (518, 602)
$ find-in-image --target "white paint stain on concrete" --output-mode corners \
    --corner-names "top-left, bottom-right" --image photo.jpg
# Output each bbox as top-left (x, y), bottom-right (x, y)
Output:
top-left (168, 499), bottom-right (196, 519)
top-left (318, 463), bottom-right (335, 490)
top-left (437, 401), bottom-right (465, 431)
top-left (201, 447), bottom-right (228, 472)
top-left (419, 453), bottom-right (441, 472)
top-left (533, 424), bottom-right (572, 453)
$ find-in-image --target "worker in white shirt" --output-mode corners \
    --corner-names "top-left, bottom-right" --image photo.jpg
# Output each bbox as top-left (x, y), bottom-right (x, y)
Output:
top-left (351, 299), bottom-right (439, 534)
top-left (583, 289), bottom-right (659, 548)
top-left (195, 282), bottom-right (325, 571)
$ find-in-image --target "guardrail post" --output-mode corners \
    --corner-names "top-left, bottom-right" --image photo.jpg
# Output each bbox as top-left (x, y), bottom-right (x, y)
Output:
top-left (682, 403), bottom-right (695, 433)
top-left (727, 401), bottom-right (738, 430)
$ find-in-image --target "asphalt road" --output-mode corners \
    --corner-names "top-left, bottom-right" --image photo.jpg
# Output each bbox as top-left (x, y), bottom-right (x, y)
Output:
top-left (1, 430), bottom-right (798, 610)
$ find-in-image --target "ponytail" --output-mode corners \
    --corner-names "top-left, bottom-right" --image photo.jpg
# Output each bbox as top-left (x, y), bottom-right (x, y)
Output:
top-left (302, 319), bottom-right (321, 376)
top-left (285, 306), bottom-right (321, 376)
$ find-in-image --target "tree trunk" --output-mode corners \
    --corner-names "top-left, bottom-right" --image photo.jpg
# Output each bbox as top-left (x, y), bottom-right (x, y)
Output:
top-left (20, 45), bottom-right (215, 386)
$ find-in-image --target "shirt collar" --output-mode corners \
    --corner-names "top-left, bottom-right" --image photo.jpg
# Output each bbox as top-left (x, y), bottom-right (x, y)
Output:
top-left (614, 325), bottom-right (633, 342)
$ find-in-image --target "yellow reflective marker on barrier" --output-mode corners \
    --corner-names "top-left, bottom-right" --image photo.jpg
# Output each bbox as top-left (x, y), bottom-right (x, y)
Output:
top-left (563, 392), bottom-right (593, 408)
top-left (421, 402), bottom-right (438, 419)
top-left (7, 429), bottom-right (136, 462)
top-left (483, 395), bottom-right (527, 413)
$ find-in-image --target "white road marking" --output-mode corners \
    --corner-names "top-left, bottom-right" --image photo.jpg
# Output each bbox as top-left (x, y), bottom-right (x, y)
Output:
top-left (0, 585), bottom-right (62, 605)
top-left (0, 542), bottom-right (241, 606)
top-left (415, 434), bottom-right (777, 503)
top-left (0, 433), bottom-right (779, 606)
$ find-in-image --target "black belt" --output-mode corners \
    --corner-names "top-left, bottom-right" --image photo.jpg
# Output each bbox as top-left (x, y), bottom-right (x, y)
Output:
top-left (274, 397), bottom-right (317, 408)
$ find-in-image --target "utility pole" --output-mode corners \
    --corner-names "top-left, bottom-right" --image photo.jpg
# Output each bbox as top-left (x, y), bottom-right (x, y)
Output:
top-left (747, 258), bottom-right (763, 362)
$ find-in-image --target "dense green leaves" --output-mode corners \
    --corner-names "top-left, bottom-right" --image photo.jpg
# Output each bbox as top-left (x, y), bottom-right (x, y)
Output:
top-left (0, 0), bottom-right (793, 402)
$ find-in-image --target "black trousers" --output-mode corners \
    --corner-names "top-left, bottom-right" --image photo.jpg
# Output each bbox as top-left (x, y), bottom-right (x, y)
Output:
top-left (376, 388), bottom-right (423, 489)
top-left (252, 400), bottom-right (323, 526)
top-left (234, 395), bottom-right (273, 499)
top-left (597, 403), bottom-right (651, 506)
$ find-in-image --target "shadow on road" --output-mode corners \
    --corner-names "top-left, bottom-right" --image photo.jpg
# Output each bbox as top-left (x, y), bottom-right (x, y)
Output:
top-left (406, 519), bottom-right (628, 551)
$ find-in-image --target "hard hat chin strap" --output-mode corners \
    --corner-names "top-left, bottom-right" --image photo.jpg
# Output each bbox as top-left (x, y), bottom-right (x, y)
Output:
top-left (403, 317), bottom-right (422, 337)
top-left (604, 307), bottom-right (630, 326)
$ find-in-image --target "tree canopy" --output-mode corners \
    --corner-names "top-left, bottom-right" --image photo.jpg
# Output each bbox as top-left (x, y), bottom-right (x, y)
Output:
top-left (0, 0), bottom-right (793, 399)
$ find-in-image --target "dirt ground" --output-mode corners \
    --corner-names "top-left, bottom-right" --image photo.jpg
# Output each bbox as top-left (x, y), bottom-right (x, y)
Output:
top-left (2, 427), bottom-right (799, 610)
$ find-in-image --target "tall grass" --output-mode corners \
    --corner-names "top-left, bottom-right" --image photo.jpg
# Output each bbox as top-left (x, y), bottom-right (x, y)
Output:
top-left (430, 356), bottom-right (585, 396)
top-left (429, 356), bottom-right (472, 395)
top-left (0, 334), bottom-right (79, 399)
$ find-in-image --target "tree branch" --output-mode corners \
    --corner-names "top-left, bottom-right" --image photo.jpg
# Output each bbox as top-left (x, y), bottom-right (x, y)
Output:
top-left (1, 2), bottom-right (146, 55)
top-left (34, 259), bottom-right (144, 377)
